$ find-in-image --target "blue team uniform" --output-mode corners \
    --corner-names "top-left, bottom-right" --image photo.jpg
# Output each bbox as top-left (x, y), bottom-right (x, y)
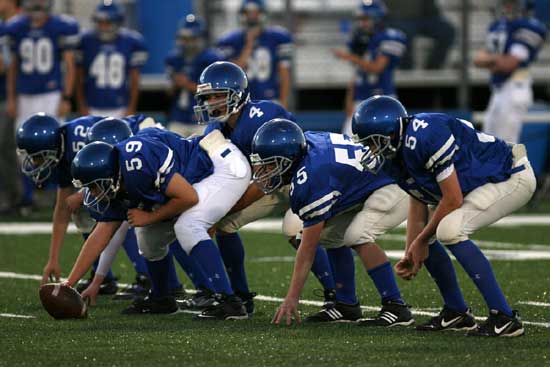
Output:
top-left (76, 28), bottom-right (148, 109)
top-left (350, 28), bottom-right (406, 101)
top-left (290, 132), bottom-right (393, 227)
top-left (165, 48), bottom-right (222, 124)
top-left (486, 17), bottom-right (546, 87)
top-left (96, 128), bottom-right (213, 222)
top-left (0, 21), bottom-right (8, 100)
top-left (385, 113), bottom-right (519, 205)
top-left (216, 27), bottom-right (293, 100)
top-left (205, 100), bottom-right (295, 159)
top-left (5, 14), bottom-right (79, 94)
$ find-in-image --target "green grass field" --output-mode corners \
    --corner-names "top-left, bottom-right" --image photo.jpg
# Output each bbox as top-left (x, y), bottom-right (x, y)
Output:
top-left (1, 225), bottom-right (550, 367)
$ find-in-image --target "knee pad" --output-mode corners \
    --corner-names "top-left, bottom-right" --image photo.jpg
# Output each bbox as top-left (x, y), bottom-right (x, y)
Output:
top-left (174, 217), bottom-right (210, 254)
top-left (282, 209), bottom-right (303, 238)
top-left (436, 211), bottom-right (467, 245)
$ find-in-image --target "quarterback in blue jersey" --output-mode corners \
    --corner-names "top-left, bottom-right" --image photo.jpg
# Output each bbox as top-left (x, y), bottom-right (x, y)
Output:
top-left (5, 0), bottom-right (78, 126)
top-left (216, 0), bottom-right (293, 107)
top-left (76, 1), bottom-right (148, 119)
top-left (250, 119), bottom-right (413, 326)
top-left (67, 127), bottom-right (253, 320)
top-left (353, 95), bottom-right (536, 337)
top-left (165, 14), bottom-right (221, 137)
top-left (333, 0), bottom-right (406, 136)
top-left (474, 0), bottom-right (547, 143)
top-left (195, 61), bottom-right (339, 316)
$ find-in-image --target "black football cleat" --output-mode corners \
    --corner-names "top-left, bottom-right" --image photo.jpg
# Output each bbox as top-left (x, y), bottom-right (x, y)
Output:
top-left (305, 301), bottom-right (363, 323)
top-left (168, 286), bottom-right (187, 300)
top-left (416, 306), bottom-right (477, 332)
top-left (121, 295), bottom-right (179, 315)
top-left (179, 288), bottom-right (216, 311)
top-left (358, 300), bottom-right (414, 327)
top-left (113, 273), bottom-right (151, 300)
top-left (235, 291), bottom-right (257, 316)
top-left (193, 294), bottom-right (248, 321)
top-left (467, 309), bottom-right (524, 337)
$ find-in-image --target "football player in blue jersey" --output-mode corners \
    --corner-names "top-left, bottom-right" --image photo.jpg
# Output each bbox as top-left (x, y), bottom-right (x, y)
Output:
top-left (353, 95), bottom-right (536, 337)
top-left (14, 113), bottom-right (183, 303)
top-left (195, 61), bottom-right (339, 317)
top-left (165, 14), bottom-right (222, 137)
top-left (474, 0), bottom-right (547, 143)
top-left (5, 0), bottom-right (78, 126)
top-left (332, 0), bottom-right (406, 136)
top-left (250, 119), bottom-right (413, 326)
top-left (66, 127), bottom-right (252, 319)
top-left (216, 0), bottom-right (293, 107)
top-left (75, 1), bottom-right (148, 119)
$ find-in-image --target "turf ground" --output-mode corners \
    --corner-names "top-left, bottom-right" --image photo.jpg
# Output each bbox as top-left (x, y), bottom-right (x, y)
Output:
top-left (1, 224), bottom-right (550, 367)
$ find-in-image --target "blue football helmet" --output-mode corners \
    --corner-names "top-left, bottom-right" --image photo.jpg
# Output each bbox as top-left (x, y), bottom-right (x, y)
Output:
top-left (240, 0), bottom-right (266, 28)
top-left (352, 95), bottom-right (408, 173)
top-left (71, 142), bottom-right (120, 213)
top-left (16, 113), bottom-right (62, 185)
top-left (250, 119), bottom-right (307, 194)
top-left (176, 14), bottom-right (206, 55)
top-left (86, 117), bottom-right (133, 145)
top-left (356, 0), bottom-right (387, 20)
top-left (93, 0), bottom-right (124, 41)
top-left (194, 61), bottom-right (250, 124)
top-left (22, 0), bottom-right (52, 19)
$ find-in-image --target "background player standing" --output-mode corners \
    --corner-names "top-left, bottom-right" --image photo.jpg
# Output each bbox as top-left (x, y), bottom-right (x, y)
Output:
top-left (76, 1), bottom-right (148, 119)
top-left (474, 0), bottom-right (546, 143)
top-left (216, 0), bottom-right (293, 108)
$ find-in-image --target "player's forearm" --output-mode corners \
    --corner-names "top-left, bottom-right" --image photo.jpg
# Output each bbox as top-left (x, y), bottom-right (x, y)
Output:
top-left (286, 239), bottom-right (317, 300)
top-left (278, 64), bottom-right (290, 108)
top-left (95, 221), bottom-right (129, 277)
top-left (490, 54), bottom-right (521, 74)
top-left (7, 54), bottom-right (17, 101)
top-left (126, 69), bottom-right (140, 114)
top-left (406, 197), bottom-right (428, 250)
top-left (349, 54), bottom-right (387, 74)
top-left (75, 68), bottom-right (88, 113)
top-left (418, 194), bottom-right (462, 243)
top-left (232, 42), bottom-right (255, 69)
top-left (227, 183), bottom-right (265, 215)
top-left (345, 80), bottom-right (355, 117)
top-left (150, 196), bottom-right (198, 223)
top-left (49, 188), bottom-right (74, 262)
top-left (62, 52), bottom-right (75, 97)
top-left (173, 74), bottom-right (197, 93)
top-left (66, 221), bottom-right (121, 286)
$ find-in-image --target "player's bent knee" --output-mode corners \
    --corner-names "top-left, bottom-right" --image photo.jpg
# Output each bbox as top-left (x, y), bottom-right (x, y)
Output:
top-left (174, 219), bottom-right (210, 254)
top-left (436, 214), bottom-right (467, 245)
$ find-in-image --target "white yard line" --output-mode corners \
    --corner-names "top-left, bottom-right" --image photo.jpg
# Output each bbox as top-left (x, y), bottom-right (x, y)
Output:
top-left (519, 301), bottom-right (550, 308)
top-left (1, 215), bottom-right (550, 235)
top-left (0, 313), bottom-right (35, 319)
top-left (1, 271), bottom-right (549, 328)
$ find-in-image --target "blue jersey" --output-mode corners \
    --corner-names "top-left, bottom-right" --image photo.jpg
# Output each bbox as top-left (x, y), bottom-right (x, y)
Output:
top-left (205, 100), bottom-right (295, 159)
top-left (56, 115), bottom-right (104, 188)
top-left (486, 17), bottom-right (546, 87)
top-left (113, 128), bottom-right (213, 207)
top-left (76, 28), bottom-right (148, 108)
top-left (165, 47), bottom-right (222, 124)
top-left (216, 26), bottom-right (293, 100)
top-left (385, 113), bottom-right (515, 205)
top-left (349, 28), bottom-right (406, 101)
top-left (5, 14), bottom-right (79, 94)
top-left (290, 132), bottom-right (393, 227)
top-left (0, 21), bottom-right (7, 100)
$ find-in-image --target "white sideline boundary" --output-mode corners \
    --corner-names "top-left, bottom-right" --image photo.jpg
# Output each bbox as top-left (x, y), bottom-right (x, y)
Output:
top-left (1, 271), bottom-right (549, 329)
top-left (2, 214), bottom-right (550, 235)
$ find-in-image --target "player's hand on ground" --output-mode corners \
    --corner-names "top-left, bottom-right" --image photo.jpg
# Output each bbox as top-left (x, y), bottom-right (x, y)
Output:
top-left (42, 260), bottom-right (61, 285)
top-left (6, 98), bottom-right (17, 119)
top-left (81, 280), bottom-right (101, 306)
top-left (127, 208), bottom-right (154, 227)
top-left (57, 99), bottom-right (71, 118)
top-left (272, 296), bottom-right (301, 326)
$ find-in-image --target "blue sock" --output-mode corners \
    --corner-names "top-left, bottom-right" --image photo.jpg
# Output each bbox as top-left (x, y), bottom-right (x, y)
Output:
top-left (145, 255), bottom-right (172, 298)
top-left (91, 258), bottom-right (115, 282)
top-left (190, 240), bottom-right (233, 295)
top-left (326, 247), bottom-right (357, 304)
top-left (448, 240), bottom-right (513, 316)
top-left (424, 241), bottom-right (468, 312)
top-left (121, 228), bottom-right (148, 276)
top-left (170, 241), bottom-right (209, 289)
top-left (216, 232), bottom-right (249, 294)
top-left (165, 252), bottom-right (182, 292)
top-left (367, 261), bottom-right (404, 304)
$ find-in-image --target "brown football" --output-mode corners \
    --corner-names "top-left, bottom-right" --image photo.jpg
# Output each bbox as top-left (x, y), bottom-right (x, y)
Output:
top-left (39, 283), bottom-right (88, 320)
